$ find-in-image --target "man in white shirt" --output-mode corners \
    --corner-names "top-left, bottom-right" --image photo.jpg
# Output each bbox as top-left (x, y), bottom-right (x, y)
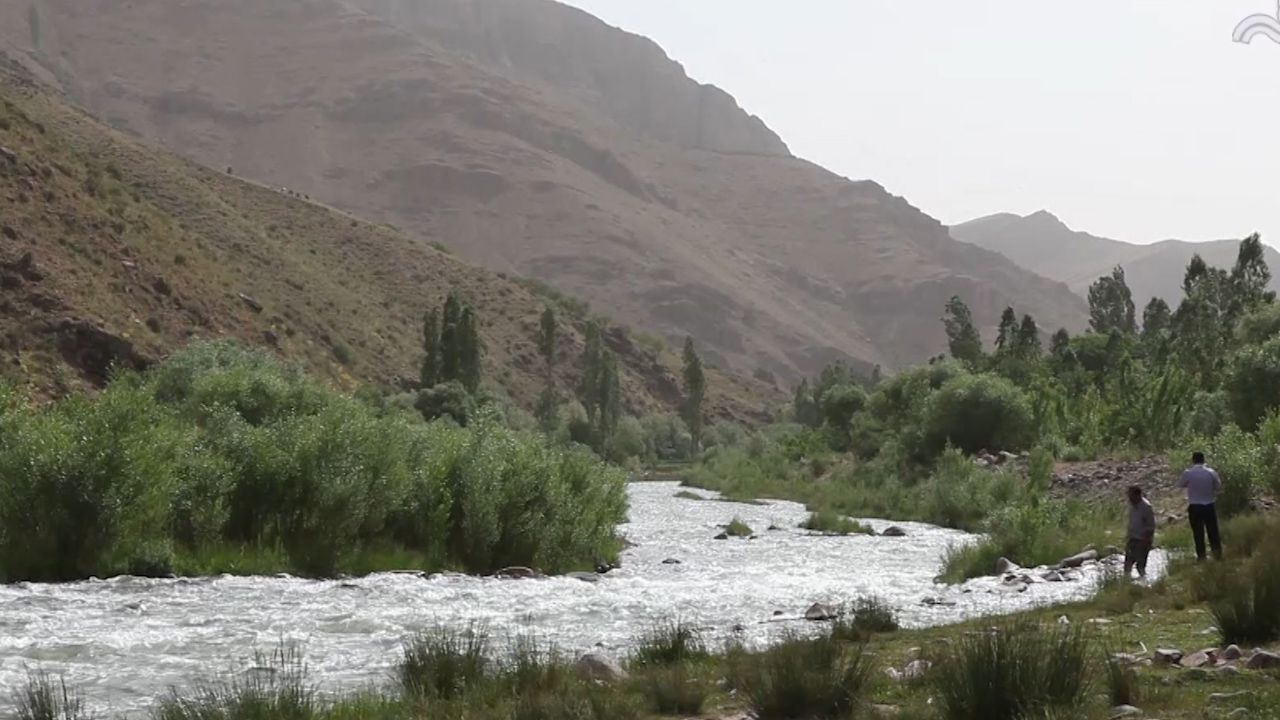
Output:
top-left (1178, 451), bottom-right (1223, 561)
top-left (1125, 485), bottom-right (1156, 578)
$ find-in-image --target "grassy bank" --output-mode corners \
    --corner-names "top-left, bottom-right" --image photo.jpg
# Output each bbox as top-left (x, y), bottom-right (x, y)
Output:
top-left (0, 341), bottom-right (627, 583)
top-left (18, 524), bottom-right (1280, 720)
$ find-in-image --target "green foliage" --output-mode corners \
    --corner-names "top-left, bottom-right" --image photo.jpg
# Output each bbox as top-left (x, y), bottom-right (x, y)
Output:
top-left (737, 628), bottom-right (874, 720)
top-left (725, 517), bottom-right (753, 537)
top-left (799, 510), bottom-right (873, 536)
top-left (0, 341), bottom-right (627, 581)
top-left (1225, 335), bottom-right (1280, 431)
top-left (638, 665), bottom-right (709, 716)
top-left (925, 373), bottom-right (1034, 455)
top-left (13, 672), bottom-right (91, 720)
top-left (681, 337), bottom-right (706, 451)
top-left (631, 621), bottom-right (710, 668)
top-left (1201, 424), bottom-right (1260, 519)
top-left (930, 618), bottom-right (1094, 720)
top-left (1088, 265), bottom-right (1137, 335)
top-left (398, 626), bottom-right (491, 700)
top-left (153, 644), bottom-right (316, 720)
top-left (422, 291), bottom-right (482, 393)
top-left (1211, 538), bottom-right (1280, 645)
top-left (943, 295), bottom-right (984, 367)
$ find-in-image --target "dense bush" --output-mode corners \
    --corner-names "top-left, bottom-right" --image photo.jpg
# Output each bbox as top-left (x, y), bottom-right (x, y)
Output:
top-left (930, 619), bottom-right (1094, 720)
top-left (0, 341), bottom-right (627, 582)
top-left (924, 373), bottom-right (1035, 455)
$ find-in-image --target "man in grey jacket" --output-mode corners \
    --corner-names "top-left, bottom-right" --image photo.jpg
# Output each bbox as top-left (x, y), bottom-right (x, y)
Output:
top-left (1125, 485), bottom-right (1156, 578)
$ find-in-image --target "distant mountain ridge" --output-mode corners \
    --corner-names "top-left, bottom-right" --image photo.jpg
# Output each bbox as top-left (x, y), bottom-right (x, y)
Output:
top-left (949, 211), bottom-right (1280, 312)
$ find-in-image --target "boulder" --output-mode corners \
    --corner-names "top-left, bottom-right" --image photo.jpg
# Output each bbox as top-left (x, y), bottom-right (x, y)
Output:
top-left (566, 572), bottom-right (600, 583)
top-left (881, 526), bottom-right (907, 537)
top-left (901, 659), bottom-right (930, 680)
top-left (713, 532), bottom-right (729, 540)
top-left (661, 558), bottom-right (681, 565)
top-left (805, 602), bottom-right (838, 621)
top-left (494, 566), bottom-right (541, 579)
top-left (1153, 648), bottom-right (1183, 666)
top-left (995, 557), bottom-right (1020, 574)
top-left (1058, 549), bottom-right (1099, 569)
top-left (575, 652), bottom-right (628, 682)
top-left (1107, 705), bottom-right (1142, 719)
top-left (1181, 650), bottom-right (1212, 668)
top-left (1223, 644), bottom-right (1243, 660)
top-left (1246, 650), bottom-right (1280, 669)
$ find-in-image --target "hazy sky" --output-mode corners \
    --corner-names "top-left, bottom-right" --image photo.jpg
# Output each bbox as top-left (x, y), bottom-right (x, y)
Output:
top-left (561, 0), bottom-right (1279, 247)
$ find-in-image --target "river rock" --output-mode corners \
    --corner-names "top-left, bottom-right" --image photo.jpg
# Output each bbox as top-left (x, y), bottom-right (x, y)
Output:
top-left (901, 659), bottom-right (930, 680)
top-left (1057, 549), bottom-right (1098, 569)
top-left (881, 526), bottom-right (907, 537)
top-left (494, 566), bottom-right (541, 579)
top-left (1153, 648), bottom-right (1183, 666)
top-left (713, 532), bottom-right (729, 540)
top-left (1041, 570), bottom-right (1064, 582)
top-left (995, 557), bottom-right (1019, 574)
top-left (805, 602), bottom-right (838, 621)
top-left (566, 572), bottom-right (600, 583)
top-left (1108, 705), bottom-right (1142, 719)
top-left (1223, 644), bottom-right (1243, 660)
top-left (1181, 650), bottom-right (1212, 668)
top-left (1210, 691), bottom-right (1252, 704)
top-left (575, 652), bottom-right (628, 682)
top-left (661, 558), bottom-right (681, 565)
top-left (1246, 650), bottom-right (1280, 669)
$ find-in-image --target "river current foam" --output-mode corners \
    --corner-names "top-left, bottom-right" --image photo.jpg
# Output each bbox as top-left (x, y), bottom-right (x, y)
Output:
top-left (0, 482), bottom-right (1162, 714)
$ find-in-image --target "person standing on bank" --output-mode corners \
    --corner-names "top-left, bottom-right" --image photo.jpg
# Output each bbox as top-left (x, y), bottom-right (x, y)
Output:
top-left (1179, 451), bottom-right (1223, 561)
top-left (1125, 485), bottom-right (1156, 578)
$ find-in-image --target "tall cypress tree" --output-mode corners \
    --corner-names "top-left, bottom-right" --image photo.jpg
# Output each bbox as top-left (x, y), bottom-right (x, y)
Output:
top-left (682, 336), bottom-right (706, 451)
top-left (459, 305), bottom-right (482, 393)
top-left (439, 292), bottom-right (463, 383)
top-left (597, 350), bottom-right (621, 447)
top-left (421, 307), bottom-right (440, 389)
top-left (578, 321), bottom-right (604, 425)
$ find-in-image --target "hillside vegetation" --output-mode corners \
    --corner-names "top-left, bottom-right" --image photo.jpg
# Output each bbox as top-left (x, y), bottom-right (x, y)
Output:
top-left (0, 0), bottom-right (1089, 380)
top-left (688, 232), bottom-right (1280, 581)
top-left (0, 56), bottom-right (778, 422)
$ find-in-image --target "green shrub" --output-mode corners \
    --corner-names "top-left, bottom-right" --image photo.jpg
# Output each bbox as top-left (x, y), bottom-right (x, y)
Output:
top-left (930, 618), bottom-right (1094, 720)
top-left (638, 665), bottom-right (709, 716)
top-left (1225, 336), bottom-right (1280, 431)
top-left (725, 517), bottom-right (753, 537)
top-left (153, 644), bottom-right (316, 720)
top-left (398, 625), bottom-right (490, 701)
top-left (1212, 539), bottom-right (1280, 646)
top-left (12, 672), bottom-right (91, 720)
top-left (799, 510), bottom-right (873, 536)
top-left (1202, 424), bottom-right (1260, 518)
top-left (738, 629), bottom-right (874, 720)
top-left (0, 341), bottom-right (628, 581)
top-left (631, 621), bottom-right (709, 668)
top-left (1103, 648), bottom-right (1140, 708)
top-left (925, 373), bottom-right (1035, 456)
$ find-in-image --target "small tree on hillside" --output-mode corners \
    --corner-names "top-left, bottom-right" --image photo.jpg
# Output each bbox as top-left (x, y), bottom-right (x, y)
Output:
top-left (458, 306), bottom-right (482, 393)
top-left (682, 336), bottom-right (706, 451)
top-left (536, 306), bottom-right (559, 432)
top-left (578, 321), bottom-right (604, 427)
top-left (421, 308), bottom-right (441, 389)
top-left (1088, 266), bottom-right (1137, 335)
top-left (942, 296), bottom-right (984, 366)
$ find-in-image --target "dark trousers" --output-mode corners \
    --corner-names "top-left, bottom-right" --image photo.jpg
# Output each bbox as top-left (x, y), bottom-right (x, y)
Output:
top-left (1187, 503), bottom-right (1222, 560)
top-left (1125, 537), bottom-right (1152, 575)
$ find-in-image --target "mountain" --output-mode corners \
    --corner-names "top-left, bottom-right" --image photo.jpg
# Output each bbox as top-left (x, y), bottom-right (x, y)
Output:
top-left (0, 55), bottom-right (781, 422)
top-left (950, 211), bottom-right (1280, 312)
top-left (0, 0), bottom-right (1088, 380)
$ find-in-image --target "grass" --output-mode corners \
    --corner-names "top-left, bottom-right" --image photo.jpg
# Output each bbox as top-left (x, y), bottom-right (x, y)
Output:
top-left (725, 517), bottom-right (754, 537)
top-left (630, 621), bottom-right (710, 668)
top-left (737, 628), bottom-right (875, 720)
top-left (1210, 536), bottom-right (1280, 646)
top-left (929, 618), bottom-right (1094, 720)
top-left (800, 509), bottom-right (874, 535)
top-left (12, 671), bottom-right (92, 720)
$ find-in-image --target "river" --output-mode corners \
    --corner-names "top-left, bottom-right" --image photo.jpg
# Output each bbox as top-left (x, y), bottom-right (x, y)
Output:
top-left (0, 481), bottom-right (1164, 714)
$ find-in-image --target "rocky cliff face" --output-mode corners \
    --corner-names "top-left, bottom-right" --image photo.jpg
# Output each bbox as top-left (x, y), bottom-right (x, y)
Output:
top-left (345, 0), bottom-right (791, 157)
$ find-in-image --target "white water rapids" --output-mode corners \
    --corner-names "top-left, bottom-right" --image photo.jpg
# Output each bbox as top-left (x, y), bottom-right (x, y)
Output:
top-left (0, 481), bottom-right (1165, 715)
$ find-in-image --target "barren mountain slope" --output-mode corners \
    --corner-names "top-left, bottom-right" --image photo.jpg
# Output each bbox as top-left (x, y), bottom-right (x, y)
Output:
top-left (951, 211), bottom-right (1280, 311)
top-left (0, 58), bottom-right (779, 421)
top-left (2, 0), bottom-right (1088, 378)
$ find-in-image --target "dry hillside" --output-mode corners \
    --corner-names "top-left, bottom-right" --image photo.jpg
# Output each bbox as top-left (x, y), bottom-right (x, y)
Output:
top-left (0, 57), bottom-right (781, 422)
top-left (951, 211), bottom-right (1280, 313)
top-left (0, 0), bottom-right (1088, 381)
